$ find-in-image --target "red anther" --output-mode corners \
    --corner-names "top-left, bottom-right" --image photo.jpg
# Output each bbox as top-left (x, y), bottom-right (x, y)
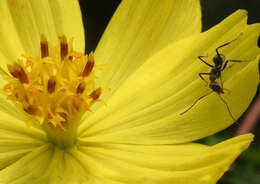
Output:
top-left (60, 35), bottom-right (68, 60)
top-left (82, 60), bottom-right (94, 77)
top-left (76, 82), bottom-right (85, 94)
top-left (8, 64), bottom-right (29, 84)
top-left (47, 77), bottom-right (56, 93)
top-left (40, 35), bottom-right (49, 58)
top-left (24, 105), bottom-right (38, 115)
top-left (89, 88), bottom-right (101, 100)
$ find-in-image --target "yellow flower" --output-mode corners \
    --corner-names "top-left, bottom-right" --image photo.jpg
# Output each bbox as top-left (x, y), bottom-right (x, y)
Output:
top-left (0, 0), bottom-right (259, 184)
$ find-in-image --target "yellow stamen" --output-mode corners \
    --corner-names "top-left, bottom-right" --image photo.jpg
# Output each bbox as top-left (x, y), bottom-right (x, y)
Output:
top-left (3, 35), bottom-right (102, 132)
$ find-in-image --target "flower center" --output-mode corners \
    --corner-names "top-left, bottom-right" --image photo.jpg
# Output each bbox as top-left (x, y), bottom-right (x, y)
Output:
top-left (3, 35), bottom-right (102, 148)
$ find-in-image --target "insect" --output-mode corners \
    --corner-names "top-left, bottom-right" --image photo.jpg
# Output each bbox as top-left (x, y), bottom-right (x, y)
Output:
top-left (180, 35), bottom-right (251, 120)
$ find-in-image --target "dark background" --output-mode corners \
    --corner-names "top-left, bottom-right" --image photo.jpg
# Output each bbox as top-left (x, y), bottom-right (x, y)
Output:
top-left (78, 1), bottom-right (260, 184)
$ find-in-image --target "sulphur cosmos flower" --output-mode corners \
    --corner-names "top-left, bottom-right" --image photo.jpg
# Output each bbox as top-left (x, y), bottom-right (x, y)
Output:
top-left (0, 0), bottom-right (259, 184)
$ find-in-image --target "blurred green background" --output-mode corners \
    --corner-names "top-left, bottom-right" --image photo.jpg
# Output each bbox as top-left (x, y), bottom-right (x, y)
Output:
top-left (78, 1), bottom-right (260, 183)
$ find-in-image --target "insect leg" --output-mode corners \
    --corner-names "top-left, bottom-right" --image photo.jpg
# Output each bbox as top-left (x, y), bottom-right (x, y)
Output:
top-left (180, 91), bottom-right (213, 115)
top-left (219, 74), bottom-right (223, 88)
top-left (199, 72), bottom-right (210, 85)
top-left (222, 59), bottom-right (252, 71)
top-left (198, 56), bottom-right (213, 67)
top-left (217, 94), bottom-right (236, 121)
top-left (223, 88), bottom-right (231, 93)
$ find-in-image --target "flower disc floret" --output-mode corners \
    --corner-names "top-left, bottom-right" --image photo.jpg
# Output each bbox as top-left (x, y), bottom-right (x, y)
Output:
top-left (3, 35), bottom-right (102, 130)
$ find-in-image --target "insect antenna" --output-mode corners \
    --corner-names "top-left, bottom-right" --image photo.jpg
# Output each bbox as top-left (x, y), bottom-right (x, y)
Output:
top-left (216, 33), bottom-right (243, 56)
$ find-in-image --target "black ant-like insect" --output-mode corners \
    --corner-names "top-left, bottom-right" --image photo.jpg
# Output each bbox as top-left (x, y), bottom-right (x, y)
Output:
top-left (180, 35), bottom-right (251, 120)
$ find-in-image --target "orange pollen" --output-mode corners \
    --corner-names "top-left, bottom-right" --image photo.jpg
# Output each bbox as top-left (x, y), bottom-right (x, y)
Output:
top-left (72, 52), bottom-right (83, 58)
top-left (3, 35), bottom-right (103, 129)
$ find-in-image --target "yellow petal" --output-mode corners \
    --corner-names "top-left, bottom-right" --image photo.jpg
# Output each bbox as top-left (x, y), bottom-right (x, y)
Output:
top-left (0, 145), bottom-right (90, 184)
top-left (95, 0), bottom-right (201, 97)
top-left (79, 10), bottom-right (260, 144)
top-left (0, 61), bottom-right (20, 117)
top-left (0, 144), bottom-right (52, 183)
top-left (0, 134), bottom-right (252, 183)
top-left (0, 110), bottom-right (46, 142)
top-left (74, 134), bottom-right (253, 184)
top-left (0, 2), bottom-right (24, 71)
top-left (0, 93), bottom-right (23, 118)
top-left (0, 51), bottom-right (11, 74)
top-left (0, 134), bottom-right (43, 170)
top-left (0, 0), bottom-right (84, 58)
